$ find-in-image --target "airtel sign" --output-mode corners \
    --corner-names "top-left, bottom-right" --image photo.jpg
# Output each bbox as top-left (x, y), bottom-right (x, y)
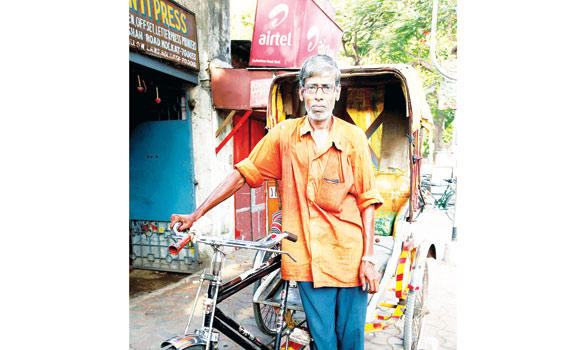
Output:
top-left (249, 0), bottom-right (343, 68)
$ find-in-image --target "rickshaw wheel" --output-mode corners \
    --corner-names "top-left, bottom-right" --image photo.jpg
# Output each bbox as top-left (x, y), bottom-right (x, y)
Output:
top-left (252, 248), bottom-right (280, 336)
top-left (403, 258), bottom-right (432, 350)
top-left (161, 345), bottom-right (206, 350)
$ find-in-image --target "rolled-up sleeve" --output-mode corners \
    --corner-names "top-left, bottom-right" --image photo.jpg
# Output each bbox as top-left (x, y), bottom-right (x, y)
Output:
top-left (357, 188), bottom-right (383, 212)
top-left (234, 158), bottom-right (264, 188)
top-left (234, 125), bottom-right (282, 188)
top-left (351, 129), bottom-right (384, 212)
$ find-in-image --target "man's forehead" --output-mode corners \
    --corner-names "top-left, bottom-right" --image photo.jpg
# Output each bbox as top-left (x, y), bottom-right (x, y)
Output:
top-left (303, 70), bottom-right (337, 85)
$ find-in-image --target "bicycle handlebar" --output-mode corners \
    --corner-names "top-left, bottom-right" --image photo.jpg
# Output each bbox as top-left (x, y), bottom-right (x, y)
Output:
top-left (284, 232), bottom-right (298, 242)
top-left (168, 222), bottom-right (191, 255)
top-left (168, 221), bottom-right (297, 256)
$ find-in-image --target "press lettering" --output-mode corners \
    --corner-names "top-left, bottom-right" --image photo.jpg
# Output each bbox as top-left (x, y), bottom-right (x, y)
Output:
top-left (146, 0), bottom-right (152, 18)
top-left (180, 13), bottom-right (187, 35)
top-left (130, 0), bottom-right (139, 13)
top-left (139, 0), bottom-right (146, 15)
top-left (167, 5), bottom-right (176, 30)
top-left (160, 1), bottom-right (168, 26)
top-left (153, 0), bottom-right (161, 22)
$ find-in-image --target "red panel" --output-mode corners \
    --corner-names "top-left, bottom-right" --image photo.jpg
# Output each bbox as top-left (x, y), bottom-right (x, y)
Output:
top-left (233, 113), bottom-right (251, 164)
top-left (251, 118), bottom-right (267, 240)
top-left (251, 207), bottom-right (267, 241)
top-left (234, 115), bottom-right (251, 240)
top-left (296, 0), bottom-right (343, 65)
top-left (209, 67), bottom-right (274, 109)
top-left (249, 0), bottom-right (342, 68)
top-left (234, 116), bottom-right (268, 241)
top-left (235, 184), bottom-right (251, 240)
top-left (252, 185), bottom-right (267, 241)
top-left (250, 114), bottom-right (266, 149)
top-left (235, 184), bottom-right (251, 210)
top-left (210, 67), bottom-right (297, 109)
top-left (236, 211), bottom-right (252, 241)
top-left (250, 0), bottom-right (300, 67)
top-left (253, 178), bottom-right (266, 205)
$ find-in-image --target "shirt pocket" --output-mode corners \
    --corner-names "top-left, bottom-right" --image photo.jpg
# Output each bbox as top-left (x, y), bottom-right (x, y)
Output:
top-left (313, 149), bottom-right (352, 213)
top-left (314, 177), bottom-right (349, 213)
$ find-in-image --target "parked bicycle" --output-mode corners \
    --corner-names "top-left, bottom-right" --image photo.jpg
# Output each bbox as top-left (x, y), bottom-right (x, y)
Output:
top-left (421, 175), bottom-right (456, 221)
top-left (161, 221), bottom-right (304, 350)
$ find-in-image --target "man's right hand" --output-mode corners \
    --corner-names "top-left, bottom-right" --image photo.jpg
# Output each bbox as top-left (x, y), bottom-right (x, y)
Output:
top-left (169, 169), bottom-right (246, 232)
top-left (170, 212), bottom-right (199, 231)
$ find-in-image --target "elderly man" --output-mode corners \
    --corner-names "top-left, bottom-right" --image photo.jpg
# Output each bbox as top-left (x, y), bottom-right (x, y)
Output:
top-left (171, 54), bottom-right (383, 350)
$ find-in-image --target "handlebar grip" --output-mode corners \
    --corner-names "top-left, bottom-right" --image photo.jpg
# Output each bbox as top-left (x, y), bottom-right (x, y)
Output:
top-left (172, 222), bottom-right (183, 234)
top-left (169, 222), bottom-right (190, 255)
top-left (284, 231), bottom-right (298, 242)
top-left (169, 234), bottom-right (191, 255)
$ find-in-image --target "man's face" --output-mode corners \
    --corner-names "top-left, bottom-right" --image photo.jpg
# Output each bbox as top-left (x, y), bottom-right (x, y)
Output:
top-left (299, 70), bottom-right (341, 122)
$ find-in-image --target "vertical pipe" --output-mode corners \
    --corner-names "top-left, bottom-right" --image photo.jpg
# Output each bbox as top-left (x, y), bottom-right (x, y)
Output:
top-left (184, 273), bottom-right (205, 335)
top-left (274, 280), bottom-right (290, 349)
top-left (204, 249), bottom-right (224, 350)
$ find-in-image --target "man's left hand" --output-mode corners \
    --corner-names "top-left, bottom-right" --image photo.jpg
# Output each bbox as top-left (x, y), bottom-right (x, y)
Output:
top-left (359, 261), bottom-right (380, 293)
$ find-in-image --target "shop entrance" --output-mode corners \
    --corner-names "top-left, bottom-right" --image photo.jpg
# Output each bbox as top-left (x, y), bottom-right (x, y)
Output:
top-left (130, 63), bottom-right (195, 220)
top-left (129, 62), bottom-right (198, 272)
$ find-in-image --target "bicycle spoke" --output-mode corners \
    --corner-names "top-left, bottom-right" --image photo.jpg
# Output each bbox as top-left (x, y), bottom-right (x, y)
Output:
top-left (262, 304), bottom-right (277, 330)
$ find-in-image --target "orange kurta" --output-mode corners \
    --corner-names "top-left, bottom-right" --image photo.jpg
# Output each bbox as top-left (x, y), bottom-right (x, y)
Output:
top-left (235, 116), bottom-right (383, 288)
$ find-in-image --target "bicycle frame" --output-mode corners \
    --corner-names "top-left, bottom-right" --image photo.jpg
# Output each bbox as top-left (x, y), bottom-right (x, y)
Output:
top-left (162, 246), bottom-right (291, 350)
top-left (432, 180), bottom-right (456, 210)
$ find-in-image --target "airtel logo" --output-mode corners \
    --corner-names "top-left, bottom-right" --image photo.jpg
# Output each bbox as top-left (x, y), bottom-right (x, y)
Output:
top-left (307, 25), bottom-right (333, 55)
top-left (257, 3), bottom-right (292, 47)
top-left (269, 3), bottom-right (289, 28)
top-left (307, 26), bottom-right (319, 52)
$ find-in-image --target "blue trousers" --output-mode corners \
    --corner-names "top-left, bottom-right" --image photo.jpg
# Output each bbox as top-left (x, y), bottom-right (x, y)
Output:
top-left (296, 282), bottom-right (367, 350)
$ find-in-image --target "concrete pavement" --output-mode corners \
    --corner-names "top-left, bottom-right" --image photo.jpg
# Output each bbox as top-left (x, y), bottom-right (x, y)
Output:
top-left (130, 210), bottom-right (456, 350)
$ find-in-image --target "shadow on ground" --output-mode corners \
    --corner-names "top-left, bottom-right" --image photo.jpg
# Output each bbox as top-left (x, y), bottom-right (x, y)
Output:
top-left (130, 269), bottom-right (189, 297)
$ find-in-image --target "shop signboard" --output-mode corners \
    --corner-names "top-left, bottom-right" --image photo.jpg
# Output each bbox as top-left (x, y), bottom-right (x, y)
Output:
top-left (249, 0), bottom-right (342, 68)
top-left (129, 0), bottom-right (200, 71)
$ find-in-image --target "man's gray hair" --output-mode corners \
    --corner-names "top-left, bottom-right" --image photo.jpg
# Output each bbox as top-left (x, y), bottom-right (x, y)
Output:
top-left (299, 55), bottom-right (341, 87)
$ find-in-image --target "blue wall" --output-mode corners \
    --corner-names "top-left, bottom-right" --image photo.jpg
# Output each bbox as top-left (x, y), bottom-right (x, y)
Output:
top-left (130, 120), bottom-right (195, 221)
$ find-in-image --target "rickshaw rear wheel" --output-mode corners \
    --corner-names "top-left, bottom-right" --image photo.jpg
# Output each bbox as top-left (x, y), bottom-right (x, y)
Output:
top-left (403, 258), bottom-right (432, 350)
top-left (161, 345), bottom-right (206, 350)
top-left (252, 248), bottom-right (279, 336)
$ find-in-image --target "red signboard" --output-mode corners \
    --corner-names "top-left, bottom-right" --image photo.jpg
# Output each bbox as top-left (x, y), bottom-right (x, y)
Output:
top-left (298, 0), bottom-right (342, 63)
top-left (249, 0), bottom-right (343, 68)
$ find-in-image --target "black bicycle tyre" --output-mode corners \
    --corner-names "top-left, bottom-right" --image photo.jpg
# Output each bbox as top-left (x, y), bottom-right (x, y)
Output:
top-left (403, 258), bottom-right (431, 350)
top-left (161, 345), bottom-right (206, 350)
top-left (445, 188), bottom-right (456, 221)
top-left (252, 248), bottom-right (279, 336)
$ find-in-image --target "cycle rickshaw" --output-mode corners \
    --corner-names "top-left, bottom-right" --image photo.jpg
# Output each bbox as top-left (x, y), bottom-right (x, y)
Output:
top-left (163, 64), bottom-right (440, 350)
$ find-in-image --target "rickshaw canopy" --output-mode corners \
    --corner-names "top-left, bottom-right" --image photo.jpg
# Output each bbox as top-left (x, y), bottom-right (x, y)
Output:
top-left (266, 64), bottom-right (433, 134)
